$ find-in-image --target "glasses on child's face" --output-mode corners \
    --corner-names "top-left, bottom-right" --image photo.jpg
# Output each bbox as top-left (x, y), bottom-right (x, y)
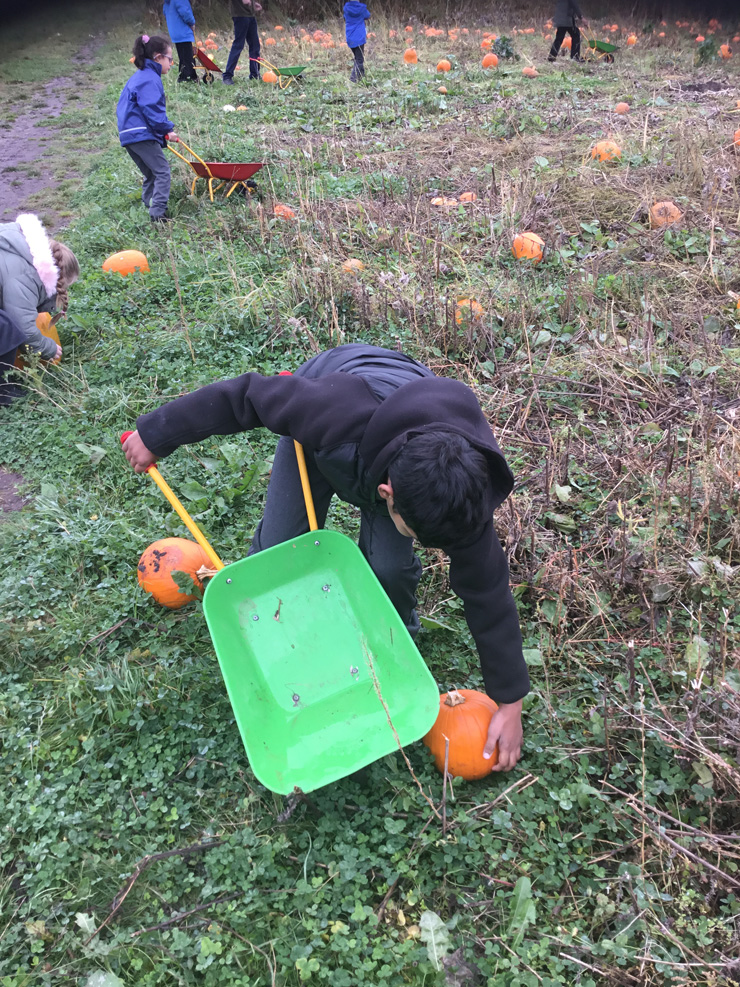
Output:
top-left (159, 53), bottom-right (174, 62)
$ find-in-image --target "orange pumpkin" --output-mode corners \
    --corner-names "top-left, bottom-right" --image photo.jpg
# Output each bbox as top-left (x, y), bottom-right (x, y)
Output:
top-left (102, 249), bottom-right (149, 276)
top-left (719, 44), bottom-right (732, 59)
top-left (137, 538), bottom-right (211, 609)
top-left (341, 258), bottom-right (365, 273)
top-left (437, 58), bottom-right (452, 72)
top-left (649, 201), bottom-right (682, 228)
top-left (265, 37), bottom-right (276, 46)
top-left (481, 38), bottom-right (493, 49)
top-left (591, 139), bottom-right (622, 162)
top-left (459, 191), bottom-right (477, 202)
top-left (405, 25), bottom-right (413, 33)
top-left (482, 52), bottom-right (499, 68)
top-left (512, 231), bottom-right (545, 263)
top-left (695, 35), bottom-right (705, 43)
top-left (430, 196), bottom-right (458, 208)
top-left (734, 128), bottom-right (740, 146)
top-left (438, 85), bottom-right (448, 94)
top-left (14, 312), bottom-right (62, 369)
top-left (562, 35), bottom-right (572, 49)
top-left (455, 298), bottom-right (484, 324)
top-left (522, 66), bottom-right (539, 77)
top-left (615, 101), bottom-right (630, 114)
top-left (275, 25), bottom-right (284, 30)
top-left (273, 203), bottom-right (296, 220)
top-left (423, 689), bottom-right (499, 779)
top-left (262, 70), bottom-right (279, 83)
top-left (403, 47), bottom-right (418, 64)
top-left (626, 34), bottom-right (637, 45)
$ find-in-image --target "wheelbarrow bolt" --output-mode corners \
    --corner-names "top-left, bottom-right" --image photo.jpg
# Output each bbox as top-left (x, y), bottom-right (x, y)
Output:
top-left (314, 540), bottom-right (320, 546)
top-left (252, 614), bottom-right (259, 621)
top-left (292, 693), bottom-right (301, 705)
top-left (226, 578), bottom-right (232, 584)
top-left (350, 666), bottom-right (359, 675)
top-left (322, 584), bottom-right (330, 592)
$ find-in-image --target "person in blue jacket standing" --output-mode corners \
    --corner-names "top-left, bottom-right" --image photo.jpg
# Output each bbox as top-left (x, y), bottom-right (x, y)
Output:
top-left (163, 0), bottom-right (198, 81)
top-left (343, 1), bottom-right (371, 82)
top-left (117, 35), bottom-right (177, 223)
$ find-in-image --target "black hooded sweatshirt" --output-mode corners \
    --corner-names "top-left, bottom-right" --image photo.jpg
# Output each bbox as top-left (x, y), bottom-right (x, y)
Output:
top-left (136, 358), bottom-right (530, 704)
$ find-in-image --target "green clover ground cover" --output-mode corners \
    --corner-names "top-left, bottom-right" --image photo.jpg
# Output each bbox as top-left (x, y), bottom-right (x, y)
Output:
top-left (2, 3), bottom-right (740, 985)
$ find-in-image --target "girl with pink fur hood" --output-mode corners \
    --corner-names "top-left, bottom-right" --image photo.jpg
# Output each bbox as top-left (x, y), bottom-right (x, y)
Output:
top-left (0, 214), bottom-right (79, 401)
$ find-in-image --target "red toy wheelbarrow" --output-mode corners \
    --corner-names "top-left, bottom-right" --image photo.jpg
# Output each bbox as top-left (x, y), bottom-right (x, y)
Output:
top-left (167, 137), bottom-right (264, 201)
top-left (195, 48), bottom-right (222, 83)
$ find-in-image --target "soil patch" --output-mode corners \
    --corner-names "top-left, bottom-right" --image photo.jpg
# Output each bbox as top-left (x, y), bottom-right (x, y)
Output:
top-left (0, 41), bottom-right (102, 227)
top-left (0, 469), bottom-right (27, 515)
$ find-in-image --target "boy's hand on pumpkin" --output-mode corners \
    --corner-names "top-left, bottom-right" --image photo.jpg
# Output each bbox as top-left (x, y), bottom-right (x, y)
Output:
top-left (484, 700), bottom-right (523, 772)
top-left (123, 430), bottom-right (158, 473)
top-left (53, 344), bottom-right (63, 361)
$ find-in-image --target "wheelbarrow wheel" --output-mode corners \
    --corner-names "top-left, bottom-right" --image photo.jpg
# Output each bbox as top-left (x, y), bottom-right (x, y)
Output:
top-left (235, 180), bottom-right (261, 200)
top-left (203, 70), bottom-right (214, 84)
top-left (604, 53), bottom-right (615, 63)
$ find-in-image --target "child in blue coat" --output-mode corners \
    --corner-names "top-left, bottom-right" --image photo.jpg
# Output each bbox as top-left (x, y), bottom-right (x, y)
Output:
top-left (117, 35), bottom-right (177, 223)
top-left (163, 0), bottom-right (198, 81)
top-left (343, 1), bottom-right (371, 81)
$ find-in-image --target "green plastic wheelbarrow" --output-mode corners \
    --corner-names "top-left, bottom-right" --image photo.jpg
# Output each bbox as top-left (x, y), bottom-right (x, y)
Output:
top-left (122, 429), bottom-right (440, 795)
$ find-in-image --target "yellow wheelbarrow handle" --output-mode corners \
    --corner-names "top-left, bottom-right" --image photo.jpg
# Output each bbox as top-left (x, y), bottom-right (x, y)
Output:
top-left (120, 432), bottom-right (225, 570)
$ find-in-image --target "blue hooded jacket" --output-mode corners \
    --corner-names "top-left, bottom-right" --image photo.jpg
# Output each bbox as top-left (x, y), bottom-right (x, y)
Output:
top-left (163, 0), bottom-right (195, 43)
top-left (343, 1), bottom-right (370, 47)
top-left (117, 59), bottom-right (174, 147)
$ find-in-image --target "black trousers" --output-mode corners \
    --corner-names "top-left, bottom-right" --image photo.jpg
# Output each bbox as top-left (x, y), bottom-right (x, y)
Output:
top-left (549, 25), bottom-right (581, 59)
top-left (175, 41), bottom-right (198, 81)
top-left (350, 44), bottom-right (365, 81)
top-left (224, 16), bottom-right (261, 80)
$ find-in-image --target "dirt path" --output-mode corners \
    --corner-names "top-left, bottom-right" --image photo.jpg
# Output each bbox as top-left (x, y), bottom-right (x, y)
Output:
top-left (0, 470), bottom-right (26, 515)
top-left (1, 41), bottom-right (101, 226)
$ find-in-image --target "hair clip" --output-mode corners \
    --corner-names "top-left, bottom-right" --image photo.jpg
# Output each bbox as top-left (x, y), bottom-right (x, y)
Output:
top-left (142, 34), bottom-right (150, 43)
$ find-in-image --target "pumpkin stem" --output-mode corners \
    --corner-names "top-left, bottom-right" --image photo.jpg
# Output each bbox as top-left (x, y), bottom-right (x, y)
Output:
top-left (444, 689), bottom-right (466, 707)
top-left (196, 564), bottom-right (219, 580)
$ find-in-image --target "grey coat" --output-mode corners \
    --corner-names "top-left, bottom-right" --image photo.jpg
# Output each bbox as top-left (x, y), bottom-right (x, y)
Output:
top-left (0, 222), bottom-right (57, 359)
top-left (553, 0), bottom-right (583, 27)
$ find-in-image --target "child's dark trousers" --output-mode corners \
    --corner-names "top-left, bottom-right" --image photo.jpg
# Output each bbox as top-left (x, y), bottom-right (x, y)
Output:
top-left (549, 25), bottom-right (581, 59)
top-left (125, 140), bottom-right (171, 218)
top-left (176, 41), bottom-right (198, 81)
top-left (224, 16), bottom-right (261, 80)
top-left (349, 44), bottom-right (365, 81)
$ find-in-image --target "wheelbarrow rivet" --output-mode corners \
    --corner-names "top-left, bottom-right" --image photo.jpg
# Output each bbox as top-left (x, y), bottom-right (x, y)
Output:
top-left (226, 578), bottom-right (232, 584)
top-left (322, 584), bottom-right (330, 592)
top-left (292, 693), bottom-right (300, 704)
top-left (252, 614), bottom-right (259, 621)
top-left (350, 666), bottom-right (359, 675)
top-left (314, 540), bottom-right (320, 546)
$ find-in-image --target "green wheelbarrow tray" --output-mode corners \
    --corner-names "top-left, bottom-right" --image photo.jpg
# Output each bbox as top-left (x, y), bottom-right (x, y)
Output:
top-left (588, 39), bottom-right (618, 53)
top-left (276, 65), bottom-right (307, 76)
top-left (203, 529), bottom-right (440, 795)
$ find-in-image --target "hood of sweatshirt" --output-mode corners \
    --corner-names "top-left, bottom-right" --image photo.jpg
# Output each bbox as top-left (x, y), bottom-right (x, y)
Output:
top-left (358, 376), bottom-right (515, 510)
top-left (0, 213), bottom-right (58, 296)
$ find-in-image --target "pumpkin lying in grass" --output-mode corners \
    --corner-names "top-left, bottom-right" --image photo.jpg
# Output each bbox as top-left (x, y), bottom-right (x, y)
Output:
top-left (459, 191), bottom-right (477, 202)
top-left (455, 298), bottom-right (484, 324)
top-left (591, 139), bottom-right (622, 163)
top-left (522, 66), bottom-right (538, 78)
top-left (615, 101), bottom-right (630, 114)
top-left (341, 258), bottom-right (365, 273)
top-left (437, 58), bottom-right (452, 72)
top-left (262, 70), bottom-right (278, 84)
top-left (512, 231), bottom-right (545, 263)
top-left (102, 249), bottom-right (150, 276)
top-left (423, 689), bottom-right (499, 779)
top-left (403, 48), bottom-right (418, 64)
top-left (137, 538), bottom-right (211, 609)
top-left (649, 201), bottom-right (682, 228)
top-left (273, 203), bottom-right (296, 220)
top-left (482, 52), bottom-right (499, 68)
top-left (626, 34), bottom-right (637, 45)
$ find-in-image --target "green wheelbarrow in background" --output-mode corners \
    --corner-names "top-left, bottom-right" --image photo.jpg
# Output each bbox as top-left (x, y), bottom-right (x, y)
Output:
top-left (122, 431), bottom-right (440, 795)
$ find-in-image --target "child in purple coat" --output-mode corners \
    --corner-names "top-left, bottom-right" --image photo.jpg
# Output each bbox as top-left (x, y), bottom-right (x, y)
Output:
top-left (343, 1), bottom-right (371, 81)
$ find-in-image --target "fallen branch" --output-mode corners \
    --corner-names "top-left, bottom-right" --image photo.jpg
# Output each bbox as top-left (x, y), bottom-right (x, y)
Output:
top-left (132, 890), bottom-right (243, 937)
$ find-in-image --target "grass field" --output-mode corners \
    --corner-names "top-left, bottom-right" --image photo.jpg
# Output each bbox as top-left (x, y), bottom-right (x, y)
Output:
top-left (1, 3), bottom-right (740, 984)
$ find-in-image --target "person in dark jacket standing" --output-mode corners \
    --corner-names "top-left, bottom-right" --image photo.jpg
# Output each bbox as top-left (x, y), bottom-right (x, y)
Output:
top-left (343, 1), bottom-right (371, 82)
top-left (223, 0), bottom-right (262, 84)
top-left (122, 344), bottom-right (530, 772)
top-left (163, 0), bottom-right (198, 82)
top-left (548, 0), bottom-right (588, 61)
top-left (117, 35), bottom-right (177, 223)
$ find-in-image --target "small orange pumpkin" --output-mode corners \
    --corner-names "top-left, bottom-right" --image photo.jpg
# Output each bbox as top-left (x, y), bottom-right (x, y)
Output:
top-left (591, 139), bottom-right (622, 163)
top-left (262, 70), bottom-right (279, 83)
top-left (455, 298), bottom-right (484, 324)
top-left (561, 35), bottom-right (572, 50)
top-left (137, 538), bottom-right (211, 609)
top-left (459, 191), bottom-right (477, 202)
top-left (102, 249), bottom-right (149, 276)
top-left (734, 128), bottom-right (740, 146)
top-left (626, 34), bottom-right (637, 45)
top-left (437, 58), bottom-right (452, 72)
top-left (482, 52), bottom-right (499, 68)
top-left (522, 66), bottom-right (539, 77)
top-left (430, 196), bottom-right (458, 208)
top-left (14, 312), bottom-right (62, 369)
top-left (649, 201), bottom-right (682, 228)
top-left (423, 689), bottom-right (499, 779)
top-left (403, 47), bottom-right (418, 64)
top-left (719, 44), bottom-right (732, 59)
top-left (512, 231), bottom-right (545, 263)
top-left (273, 203), bottom-right (296, 220)
top-left (615, 101), bottom-right (630, 114)
top-left (265, 37), bottom-right (276, 46)
top-left (438, 85), bottom-right (448, 94)
top-left (341, 258), bottom-right (365, 273)
top-left (695, 35), bottom-right (705, 43)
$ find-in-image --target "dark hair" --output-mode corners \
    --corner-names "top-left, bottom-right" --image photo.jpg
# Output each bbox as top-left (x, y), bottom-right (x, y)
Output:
top-left (132, 34), bottom-right (171, 70)
top-left (387, 431), bottom-right (490, 547)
